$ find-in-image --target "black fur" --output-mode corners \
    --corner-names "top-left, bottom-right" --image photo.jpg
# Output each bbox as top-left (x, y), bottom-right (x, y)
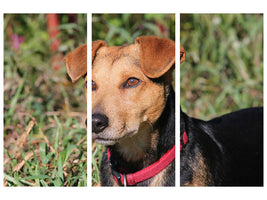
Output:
top-left (180, 107), bottom-right (263, 186)
top-left (100, 86), bottom-right (175, 186)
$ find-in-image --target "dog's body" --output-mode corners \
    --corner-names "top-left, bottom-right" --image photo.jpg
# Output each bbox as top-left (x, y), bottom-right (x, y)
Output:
top-left (92, 36), bottom-right (175, 186)
top-left (64, 39), bottom-right (263, 187)
top-left (180, 108), bottom-right (263, 186)
top-left (180, 46), bottom-right (263, 186)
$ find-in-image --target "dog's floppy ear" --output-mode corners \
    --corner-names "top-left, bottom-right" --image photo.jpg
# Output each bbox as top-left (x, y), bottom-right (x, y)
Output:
top-left (135, 36), bottom-right (175, 78)
top-left (92, 40), bottom-right (107, 62)
top-left (180, 45), bottom-right (186, 64)
top-left (65, 44), bottom-right (87, 82)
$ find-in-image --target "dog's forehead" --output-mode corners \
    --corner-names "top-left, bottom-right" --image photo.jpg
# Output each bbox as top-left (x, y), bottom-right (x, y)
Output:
top-left (93, 44), bottom-right (140, 68)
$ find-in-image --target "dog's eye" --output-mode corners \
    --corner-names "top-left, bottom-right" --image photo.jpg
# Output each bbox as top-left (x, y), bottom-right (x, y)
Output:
top-left (92, 81), bottom-right (97, 91)
top-left (123, 77), bottom-right (141, 88)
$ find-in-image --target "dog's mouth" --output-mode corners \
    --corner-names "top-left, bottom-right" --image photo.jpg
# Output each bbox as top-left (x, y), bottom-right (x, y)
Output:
top-left (92, 130), bottom-right (138, 145)
top-left (94, 137), bottom-right (118, 145)
top-left (92, 131), bottom-right (121, 145)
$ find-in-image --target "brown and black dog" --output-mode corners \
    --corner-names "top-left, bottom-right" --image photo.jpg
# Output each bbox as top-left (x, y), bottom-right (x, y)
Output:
top-left (180, 46), bottom-right (263, 186)
top-left (92, 36), bottom-right (175, 186)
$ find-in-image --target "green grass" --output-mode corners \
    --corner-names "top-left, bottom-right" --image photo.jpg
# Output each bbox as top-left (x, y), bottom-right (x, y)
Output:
top-left (92, 143), bottom-right (105, 186)
top-left (4, 14), bottom-right (87, 186)
top-left (92, 14), bottom-right (175, 44)
top-left (181, 14), bottom-right (263, 120)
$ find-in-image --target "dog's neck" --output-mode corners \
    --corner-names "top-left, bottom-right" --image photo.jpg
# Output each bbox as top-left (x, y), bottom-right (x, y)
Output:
top-left (113, 121), bottom-right (157, 162)
top-left (108, 85), bottom-right (175, 172)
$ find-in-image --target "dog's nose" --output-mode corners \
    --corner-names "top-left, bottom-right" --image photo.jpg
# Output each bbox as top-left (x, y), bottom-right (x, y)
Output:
top-left (92, 114), bottom-right (109, 133)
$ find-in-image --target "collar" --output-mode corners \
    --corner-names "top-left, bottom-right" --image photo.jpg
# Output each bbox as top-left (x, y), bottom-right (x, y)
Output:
top-left (180, 131), bottom-right (188, 151)
top-left (108, 145), bottom-right (175, 186)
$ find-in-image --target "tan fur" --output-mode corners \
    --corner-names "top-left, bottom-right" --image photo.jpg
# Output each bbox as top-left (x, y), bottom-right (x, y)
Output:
top-left (183, 152), bottom-right (212, 186)
top-left (115, 122), bottom-right (158, 162)
top-left (92, 36), bottom-right (175, 162)
top-left (64, 44), bottom-right (87, 125)
top-left (136, 36), bottom-right (175, 78)
top-left (64, 44), bottom-right (87, 82)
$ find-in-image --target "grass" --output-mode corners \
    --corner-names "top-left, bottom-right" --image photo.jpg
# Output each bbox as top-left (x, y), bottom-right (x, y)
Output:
top-left (4, 14), bottom-right (87, 186)
top-left (91, 143), bottom-right (105, 186)
top-left (92, 14), bottom-right (175, 43)
top-left (180, 14), bottom-right (263, 120)
top-left (9, 14), bottom-right (260, 187)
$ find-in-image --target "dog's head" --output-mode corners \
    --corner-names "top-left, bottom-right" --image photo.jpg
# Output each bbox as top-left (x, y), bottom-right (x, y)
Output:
top-left (64, 44), bottom-right (87, 126)
top-left (92, 36), bottom-right (175, 148)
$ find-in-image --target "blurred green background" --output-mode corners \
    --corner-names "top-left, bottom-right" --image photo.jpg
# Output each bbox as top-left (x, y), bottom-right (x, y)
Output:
top-left (92, 13), bottom-right (175, 186)
top-left (4, 14), bottom-right (87, 186)
top-left (92, 13), bottom-right (175, 44)
top-left (180, 14), bottom-right (263, 120)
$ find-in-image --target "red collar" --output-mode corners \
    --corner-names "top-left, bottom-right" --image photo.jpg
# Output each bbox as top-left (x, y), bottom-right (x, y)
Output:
top-left (180, 131), bottom-right (188, 151)
top-left (108, 145), bottom-right (175, 186)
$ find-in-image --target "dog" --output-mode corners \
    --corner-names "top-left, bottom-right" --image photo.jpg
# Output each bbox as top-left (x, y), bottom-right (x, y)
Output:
top-left (92, 36), bottom-right (175, 186)
top-left (64, 44), bottom-right (87, 126)
top-left (180, 46), bottom-right (263, 186)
